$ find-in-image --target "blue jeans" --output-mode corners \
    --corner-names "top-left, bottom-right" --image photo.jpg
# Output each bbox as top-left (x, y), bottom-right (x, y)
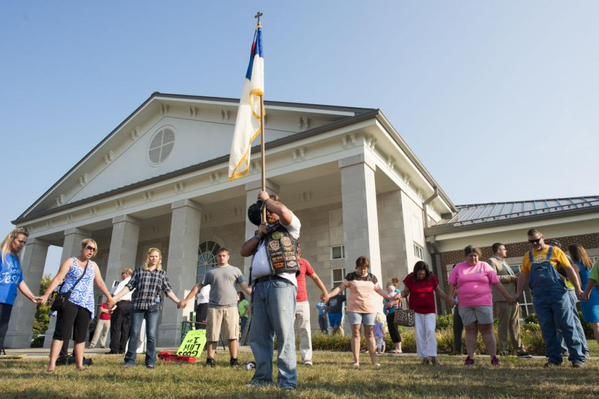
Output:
top-left (534, 293), bottom-right (586, 365)
top-left (249, 278), bottom-right (297, 389)
top-left (125, 306), bottom-right (160, 367)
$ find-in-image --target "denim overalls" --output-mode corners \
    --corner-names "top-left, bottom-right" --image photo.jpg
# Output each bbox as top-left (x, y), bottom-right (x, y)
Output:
top-left (529, 246), bottom-right (586, 365)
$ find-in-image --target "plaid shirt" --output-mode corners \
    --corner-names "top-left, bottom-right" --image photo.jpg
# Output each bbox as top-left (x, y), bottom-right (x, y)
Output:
top-left (126, 268), bottom-right (173, 311)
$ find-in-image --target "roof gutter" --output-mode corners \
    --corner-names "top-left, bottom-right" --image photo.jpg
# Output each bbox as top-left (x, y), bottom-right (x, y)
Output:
top-left (422, 186), bottom-right (439, 228)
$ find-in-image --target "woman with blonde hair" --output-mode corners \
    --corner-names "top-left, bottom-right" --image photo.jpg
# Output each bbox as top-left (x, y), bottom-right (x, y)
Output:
top-left (41, 238), bottom-right (113, 371)
top-left (109, 248), bottom-right (181, 369)
top-left (569, 244), bottom-right (599, 343)
top-left (0, 227), bottom-right (39, 353)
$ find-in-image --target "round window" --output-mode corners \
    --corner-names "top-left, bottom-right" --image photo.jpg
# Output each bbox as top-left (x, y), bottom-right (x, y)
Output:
top-left (148, 128), bottom-right (175, 164)
top-left (197, 241), bottom-right (221, 283)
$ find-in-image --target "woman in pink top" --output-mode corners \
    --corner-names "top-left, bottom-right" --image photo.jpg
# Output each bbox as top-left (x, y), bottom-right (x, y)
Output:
top-left (328, 256), bottom-right (394, 369)
top-left (447, 246), bottom-right (514, 367)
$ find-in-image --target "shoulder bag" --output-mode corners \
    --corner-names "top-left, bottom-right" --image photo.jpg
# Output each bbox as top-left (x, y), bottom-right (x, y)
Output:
top-left (50, 261), bottom-right (89, 312)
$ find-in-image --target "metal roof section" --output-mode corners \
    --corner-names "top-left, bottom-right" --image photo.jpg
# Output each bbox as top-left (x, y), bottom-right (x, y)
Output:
top-left (427, 195), bottom-right (599, 234)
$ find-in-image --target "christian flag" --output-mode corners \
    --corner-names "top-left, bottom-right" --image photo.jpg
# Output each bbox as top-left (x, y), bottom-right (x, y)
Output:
top-left (228, 27), bottom-right (264, 181)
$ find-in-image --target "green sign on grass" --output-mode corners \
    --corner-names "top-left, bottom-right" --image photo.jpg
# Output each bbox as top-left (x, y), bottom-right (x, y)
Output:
top-left (176, 329), bottom-right (207, 358)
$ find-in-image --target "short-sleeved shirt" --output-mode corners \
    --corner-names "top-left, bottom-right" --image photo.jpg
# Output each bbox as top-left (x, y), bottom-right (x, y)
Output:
top-left (250, 214), bottom-right (301, 286)
top-left (296, 258), bottom-right (315, 303)
top-left (403, 273), bottom-right (439, 314)
top-left (127, 268), bottom-right (173, 311)
top-left (99, 303), bottom-right (112, 320)
top-left (590, 261), bottom-right (599, 283)
top-left (520, 245), bottom-right (572, 274)
top-left (196, 284), bottom-right (211, 304)
top-left (0, 253), bottom-right (24, 305)
top-left (327, 294), bottom-right (346, 313)
top-left (345, 272), bottom-right (381, 314)
top-left (448, 261), bottom-right (499, 308)
top-left (202, 265), bottom-right (245, 308)
top-left (238, 299), bottom-right (250, 317)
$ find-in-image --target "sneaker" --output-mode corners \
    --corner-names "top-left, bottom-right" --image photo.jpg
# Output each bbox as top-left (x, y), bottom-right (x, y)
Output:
top-left (146, 364), bottom-right (155, 369)
top-left (123, 363), bottom-right (136, 369)
top-left (464, 357), bottom-right (475, 368)
top-left (572, 361), bottom-right (586, 368)
top-left (206, 358), bottom-right (216, 368)
top-left (491, 356), bottom-right (500, 367)
top-left (303, 360), bottom-right (313, 367)
top-left (230, 358), bottom-right (240, 368)
top-left (544, 361), bottom-right (561, 368)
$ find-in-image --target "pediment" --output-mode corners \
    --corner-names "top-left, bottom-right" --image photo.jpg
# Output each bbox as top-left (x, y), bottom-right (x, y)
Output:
top-left (17, 93), bottom-right (371, 223)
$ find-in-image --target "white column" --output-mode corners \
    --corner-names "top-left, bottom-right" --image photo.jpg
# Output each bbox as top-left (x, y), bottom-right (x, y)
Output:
top-left (61, 228), bottom-right (90, 263)
top-left (44, 227), bottom-right (89, 348)
top-left (105, 215), bottom-right (140, 291)
top-left (339, 154), bottom-right (382, 281)
top-left (159, 199), bottom-right (201, 346)
top-left (5, 238), bottom-right (49, 348)
top-left (243, 180), bottom-right (280, 278)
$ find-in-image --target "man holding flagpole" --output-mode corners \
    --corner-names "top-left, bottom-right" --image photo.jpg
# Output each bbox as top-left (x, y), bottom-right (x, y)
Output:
top-left (231, 14), bottom-right (300, 390)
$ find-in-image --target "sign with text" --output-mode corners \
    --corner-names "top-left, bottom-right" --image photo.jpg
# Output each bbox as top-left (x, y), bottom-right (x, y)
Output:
top-left (176, 329), bottom-right (206, 359)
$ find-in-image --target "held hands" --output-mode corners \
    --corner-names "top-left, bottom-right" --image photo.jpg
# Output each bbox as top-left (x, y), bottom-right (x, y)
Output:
top-left (320, 292), bottom-right (329, 303)
top-left (177, 299), bottom-right (187, 309)
top-left (39, 294), bottom-right (50, 306)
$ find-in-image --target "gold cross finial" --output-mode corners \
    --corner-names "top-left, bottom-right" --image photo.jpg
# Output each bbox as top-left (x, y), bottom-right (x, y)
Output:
top-left (255, 11), bottom-right (263, 27)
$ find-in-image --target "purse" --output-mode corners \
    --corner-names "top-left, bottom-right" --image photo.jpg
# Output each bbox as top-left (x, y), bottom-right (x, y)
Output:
top-left (394, 307), bottom-right (415, 327)
top-left (50, 262), bottom-right (89, 312)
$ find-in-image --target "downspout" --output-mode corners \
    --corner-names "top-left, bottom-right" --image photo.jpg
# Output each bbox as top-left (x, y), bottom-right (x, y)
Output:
top-left (427, 238), bottom-right (449, 314)
top-left (422, 186), bottom-right (439, 229)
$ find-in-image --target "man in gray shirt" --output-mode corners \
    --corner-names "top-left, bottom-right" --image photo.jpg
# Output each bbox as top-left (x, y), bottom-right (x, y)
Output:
top-left (180, 248), bottom-right (251, 367)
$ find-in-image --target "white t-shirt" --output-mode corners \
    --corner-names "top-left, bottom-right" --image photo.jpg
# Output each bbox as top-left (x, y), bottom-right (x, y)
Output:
top-left (196, 284), bottom-right (211, 304)
top-left (113, 276), bottom-right (133, 301)
top-left (251, 214), bottom-right (301, 286)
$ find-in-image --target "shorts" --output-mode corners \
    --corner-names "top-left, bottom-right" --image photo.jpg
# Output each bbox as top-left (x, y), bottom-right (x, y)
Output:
top-left (347, 312), bottom-right (376, 326)
top-left (458, 306), bottom-right (493, 326)
top-left (328, 312), bottom-right (342, 329)
top-left (206, 306), bottom-right (239, 342)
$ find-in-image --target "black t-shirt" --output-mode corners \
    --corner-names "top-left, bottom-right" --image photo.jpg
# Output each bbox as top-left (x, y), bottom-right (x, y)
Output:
top-left (327, 294), bottom-right (346, 313)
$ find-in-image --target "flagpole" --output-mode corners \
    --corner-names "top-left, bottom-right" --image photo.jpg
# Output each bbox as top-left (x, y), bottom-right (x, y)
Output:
top-left (255, 12), bottom-right (267, 224)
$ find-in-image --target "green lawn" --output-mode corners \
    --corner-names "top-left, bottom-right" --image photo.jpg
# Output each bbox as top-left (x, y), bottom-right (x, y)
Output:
top-left (0, 351), bottom-right (598, 399)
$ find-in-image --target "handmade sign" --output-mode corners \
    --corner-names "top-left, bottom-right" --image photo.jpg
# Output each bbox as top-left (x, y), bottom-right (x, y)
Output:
top-left (176, 329), bottom-right (206, 359)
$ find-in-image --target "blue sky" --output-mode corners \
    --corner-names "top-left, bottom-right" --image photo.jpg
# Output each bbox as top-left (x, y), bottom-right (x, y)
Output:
top-left (2, 1), bottom-right (598, 274)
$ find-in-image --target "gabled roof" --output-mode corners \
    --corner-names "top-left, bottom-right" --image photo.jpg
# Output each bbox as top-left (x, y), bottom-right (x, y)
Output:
top-left (427, 195), bottom-right (599, 235)
top-left (15, 92), bottom-right (456, 225)
top-left (14, 92), bottom-right (377, 224)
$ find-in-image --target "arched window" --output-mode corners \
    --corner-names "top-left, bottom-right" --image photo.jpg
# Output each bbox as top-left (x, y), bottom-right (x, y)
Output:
top-left (197, 241), bottom-right (221, 283)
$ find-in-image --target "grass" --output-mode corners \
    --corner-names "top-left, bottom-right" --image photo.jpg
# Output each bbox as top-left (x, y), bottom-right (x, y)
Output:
top-left (0, 351), bottom-right (598, 399)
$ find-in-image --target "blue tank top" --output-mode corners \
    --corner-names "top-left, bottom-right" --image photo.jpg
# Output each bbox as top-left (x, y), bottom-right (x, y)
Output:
top-left (60, 257), bottom-right (97, 317)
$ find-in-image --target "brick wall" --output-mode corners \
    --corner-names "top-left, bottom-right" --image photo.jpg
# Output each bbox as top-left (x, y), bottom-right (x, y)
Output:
top-left (440, 232), bottom-right (599, 272)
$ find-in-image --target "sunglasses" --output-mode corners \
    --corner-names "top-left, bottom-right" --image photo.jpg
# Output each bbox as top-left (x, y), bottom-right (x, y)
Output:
top-left (86, 245), bottom-right (97, 252)
top-left (528, 239), bottom-right (542, 245)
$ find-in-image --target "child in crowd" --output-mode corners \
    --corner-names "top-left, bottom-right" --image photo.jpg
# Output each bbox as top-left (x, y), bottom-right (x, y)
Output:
top-left (374, 313), bottom-right (386, 355)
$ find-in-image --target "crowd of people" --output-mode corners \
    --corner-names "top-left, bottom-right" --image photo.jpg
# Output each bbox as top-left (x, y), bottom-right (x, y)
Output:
top-left (1, 192), bottom-right (599, 389)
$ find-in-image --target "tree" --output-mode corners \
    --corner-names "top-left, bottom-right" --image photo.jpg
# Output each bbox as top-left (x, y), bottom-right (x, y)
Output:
top-left (32, 275), bottom-right (52, 337)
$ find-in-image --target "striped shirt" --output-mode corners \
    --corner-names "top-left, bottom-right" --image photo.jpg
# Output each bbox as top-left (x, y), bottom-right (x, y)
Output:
top-left (126, 268), bottom-right (173, 311)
